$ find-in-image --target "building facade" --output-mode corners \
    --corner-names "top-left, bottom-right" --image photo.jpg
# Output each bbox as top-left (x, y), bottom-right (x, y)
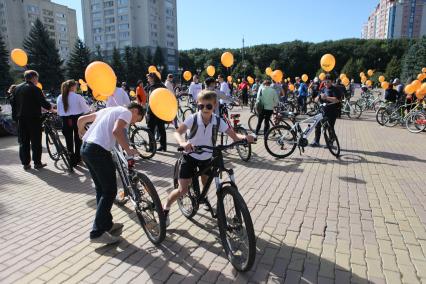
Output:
top-left (0, 0), bottom-right (77, 61)
top-left (362, 0), bottom-right (426, 39)
top-left (81, 0), bottom-right (178, 73)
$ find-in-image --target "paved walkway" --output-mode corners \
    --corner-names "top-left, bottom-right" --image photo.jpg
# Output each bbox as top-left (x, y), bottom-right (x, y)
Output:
top-left (0, 109), bottom-right (425, 284)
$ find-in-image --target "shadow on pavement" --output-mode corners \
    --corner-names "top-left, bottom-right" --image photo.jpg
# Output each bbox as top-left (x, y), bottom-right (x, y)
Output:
top-left (344, 148), bottom-right (426, 163)
top-left (338, 176), bottom-right (367, 184)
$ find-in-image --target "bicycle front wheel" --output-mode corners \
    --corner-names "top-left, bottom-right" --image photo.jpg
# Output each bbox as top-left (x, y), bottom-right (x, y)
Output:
top-left (248, 114), bottom-right (258, 133)
top-left (217, 185), bottom-right (256, 272)
top-left (130, 127), bottom-right (156, 159)
top-left (235, 127), bottom-right (251, 162)
top-left (349, 102), bottom-right (363, 119)
top-left (133, 172), bottom-right (166, 245)
top-left (376, 107), bottom-right (387, 125)
top-left (264, 124), bottom-right (297, 158)
top-left (323, 125), bottom-right (340, 158)
top-left (406, 111), bottom-right (426, 133)
top-left (57, 139), bottom-right (73, 172)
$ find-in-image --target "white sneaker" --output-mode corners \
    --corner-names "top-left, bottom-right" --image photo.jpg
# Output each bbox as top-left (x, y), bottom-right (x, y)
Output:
top-left (90, 232), bottom-right (120, 245)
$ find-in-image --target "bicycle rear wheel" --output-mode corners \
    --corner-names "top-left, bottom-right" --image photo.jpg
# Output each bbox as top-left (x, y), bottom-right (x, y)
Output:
top-left (248, 114), bottom-right (258, 133)
top-left (234, 127), bottom-right (251, 162)
top-left (182, 108), bottom-right (194, 122)
top-left (130, 127), bottom-right (156, 159)
top-left (46, 132), bottom-right (60, 161)
top-left (217, 185), bottom-right (256, 272)
top-left (349, 102), bottom-right (363, 119)
top-left (323, 124), bottom-right (340, 158)
top-left (264, 124), bottom-right (297, 158)
top-left (376, 107), bottom-right (387, 125)
top-left (383, 110), bottom-right (399, 127)
top-left (57, 139), bottom-right (73, 172)
top-left (133, 172), bottom-right (166, 245)
top-left (406, 111), bottom-right (426, 133)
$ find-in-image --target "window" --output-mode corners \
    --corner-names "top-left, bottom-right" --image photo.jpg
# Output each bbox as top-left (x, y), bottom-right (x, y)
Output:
top-left (93, 19), bottom-right (102, 26)
top-left (58, 25), bottom-right (67, 32)
top-left (27, 5), bottom-right (39, 14)
top-left (118, 15), bottom-right (129, 22)
top-left (118, 23), bottom-right (129, 31)
top-left (119, 31), bottom-right (129, 39)
top-left (48, 31), bottom-right (55, 37)
top-left (56, 13), bottom-right (65, 18)
top-left (44, 17), bottom-right (54, 23)
top-left (56, 19), bottom-right (66, 25)
top-left (118, 0), bottom-right (129, 5)
top-left (151, 32), bottom-right (157, 37)
top-left (58, 32), bottom-right (67, 39)
top-left (119, 40), bottom-right (131, 48)
top-left (43, 9), bottom-right (53, 16)
top-left (106, 42), bottom-right (115, 49)
top-left (91, 0), bottom-right (101, 3)
top-left (94, 35), bottom-right (102, 42)
top-left (104, 9), bottom-right (114, 16)
top-left (105, 26), bottom-right (115, 32)
top-left (104, 1), bottom-right (114, 8)
top-left (91, 3), bottom-right (101, 11)
top-left (167, 41), bottom-right (174, 47)
top-left (92, 12), bottom-right (102, 19)
top-left (105, 17), bottom-right (115, 24)
top-left (105, 34), bottom-right (115, 40)
top-left (118, 7), bottom-right (128, 14)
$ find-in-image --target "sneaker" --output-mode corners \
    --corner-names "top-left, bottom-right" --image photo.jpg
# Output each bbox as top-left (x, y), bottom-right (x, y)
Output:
top-left (109, 223), bottom-right (124, 236)
top-left (23, 164), bottom-right (31, 170)
top-left (90, 232), bottom-right (120, 245)
top-left (34, 163), bottom-right (47, 169)
top-left (165, 215), bottom-right (170, 228)
top-left (310, 142), bottom-right (320, 147)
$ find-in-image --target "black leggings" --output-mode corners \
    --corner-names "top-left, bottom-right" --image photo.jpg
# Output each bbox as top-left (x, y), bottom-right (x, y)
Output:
top-left (147, 112), bottom-right (167, 149)
top-left (314, 114), bottom-right (337, 144)
top-left (255, 109), bottom-right (273, 136)
top-left (62, 114), bottom-right (82, 163)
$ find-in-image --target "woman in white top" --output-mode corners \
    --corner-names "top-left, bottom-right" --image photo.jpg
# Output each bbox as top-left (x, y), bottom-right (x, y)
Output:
top-left (57, 80), bottom-right (90, 166)
top-left (106, 85), bottom-right (131, 107)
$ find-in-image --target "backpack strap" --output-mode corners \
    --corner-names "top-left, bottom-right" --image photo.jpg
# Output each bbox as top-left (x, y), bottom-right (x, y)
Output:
top-left (187, 113), bottom-right (198, 140)
top-left (212, 115), bottom-right (221, 146)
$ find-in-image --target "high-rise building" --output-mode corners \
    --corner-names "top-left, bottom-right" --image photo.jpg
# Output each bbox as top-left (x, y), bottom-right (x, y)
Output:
top-left (81, 0), bottom-right (178, 73)
top-left (362, 0), bottom-right (426, 39)
top-left (0, 0), bottom-right (78, 61)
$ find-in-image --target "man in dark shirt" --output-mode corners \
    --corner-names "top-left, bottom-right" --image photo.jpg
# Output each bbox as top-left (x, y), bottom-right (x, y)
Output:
top-left (11, 70), bottom-right (53, 170)
top-left (311, 76), bottom-right (341, 147)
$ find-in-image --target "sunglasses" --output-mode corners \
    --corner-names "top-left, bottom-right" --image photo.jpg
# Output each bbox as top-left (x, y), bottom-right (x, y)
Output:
top-left (198, 103), bottom-right (213, 110)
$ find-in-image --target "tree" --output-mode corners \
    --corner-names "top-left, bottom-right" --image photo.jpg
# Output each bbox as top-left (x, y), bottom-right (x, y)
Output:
top-left (23, 18), bottom-right (64, 91)
top-left (67, 38), bottom-right (91, 80)
top-left (153, 46), bottom-right (167, 78)
top-left (111, 47), bottom-right (125, 84)
top-left (93, 45), bottom-right (104, 61)
top-left (401, 37), bottom-right (426, 83)
top-left (145, 48), bottom-right (153, 67)
top-left (385, 56), bottom-right (401, 81)
top-left (123, 46), bottom-right (138, 86)
top-left (134, 47), bottom-right (146, 83)
top-left (0, 33), bottom-right (13, 94)
top-left (341, 58), bottom-right (364, 82)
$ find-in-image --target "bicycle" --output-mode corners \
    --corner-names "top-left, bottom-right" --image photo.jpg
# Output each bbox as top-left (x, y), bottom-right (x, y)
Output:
top-left (341, 98), bottom-right (363, 119)
top-left (174, 141), bottom-right (256, 271)
top-left (129, 124), bottom-right (157, 159)
top-left (42, 112), bottom-right (73, 172)
top-left (405, 108), bottom-right (426, 133)
top-left (113, 145), bottom-right (166, 245)
top-left (220, 105), bottom-right (252, 161)
top-left (248, 102), bottom-right (295, 135)
top-left (356, 89), bottom-right (383, 111)
top-left (265, 103), bottom-right (340, 158)
top-left (381, 101), bottom-right (421, 127)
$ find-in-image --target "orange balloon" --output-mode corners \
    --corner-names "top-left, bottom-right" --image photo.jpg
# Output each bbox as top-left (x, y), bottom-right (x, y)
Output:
top-left (265, 67), bottom-right (273, 76)
top-left (11, 48), bottom-right (28, 67)
top-left (320, 54), bottom-right (335, 72)
top-left (148, 65), bottom-right (157, 73)
top-left (288, 84), bottom-right (295, 91)
top-left (378, 76), bottom-right (385, 83)
top-left (360, 72), bottom-right (365, 78)
top-left (221, 52), bottom-right (234, 68)
top-left (367, 69), bottom-right (374, 77)
top-left (366, 80), bottom-right (372, 87)
top-left (339, 74), bottom-right (347, 80)
top-left (418, 73), bottom-right (425, 81)
top-left (271, 70), bottom-right (283, 83)
top-left (81, 84), bottom-right (88, 92)
top-left (319, 73), bottom-right (326, 81)
top-left (154, 70), bottom-right (161, 80)
top-left (149, 88), bottom-right (178, 121)
top-left (412, 79), bottom-right (422, 90)
top-left (183, 71), bottom-right (192, 81)
top-left (227, 75), bottom-right (233, 83)
top-left (381, 81), bottom-right (389, 89)
top-left (302, 74), bottom-right (308, 82)
top-left (405, 84), bottom-right (415, 95)
top-left (342, 77), bottom-right (350, 86)
top-left (36, 82), bottom-right (43, 90)
top-left (206, 65), bottom-right (215, 77)
top-left (85, 61), bottom-right (116, 97)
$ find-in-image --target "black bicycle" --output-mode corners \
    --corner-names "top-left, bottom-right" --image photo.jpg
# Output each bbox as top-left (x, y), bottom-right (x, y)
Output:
top-left (113, 145), bottom-right (166, 245)
top-left (129, 124), bottom-right (157, 159)
top-left (174, 141), bottom-right (256, 272)
top-left (43, 112), bottom-right (73, 172)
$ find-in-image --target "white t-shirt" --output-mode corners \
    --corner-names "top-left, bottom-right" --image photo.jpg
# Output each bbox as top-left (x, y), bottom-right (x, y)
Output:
top-left (56, 92), bottom-right (90, 116)
top-left (83, 106), bottom-right (132, 151)
top-left (183, 112), bottom-right (229, 160)
top-left (220, 82), bottom-right (231, 97)
top-left (165, 80), bottom-right (174, 93)
top-left (106, 87), bottom-right (130, 107)
top-left (188, 82), bottom-right (202, 101)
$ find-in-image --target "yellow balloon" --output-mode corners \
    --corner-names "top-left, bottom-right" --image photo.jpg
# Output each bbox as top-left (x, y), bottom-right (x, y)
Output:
top-left (183, 71), bottom-right (192, 81)
top-left (85, 61), bottom-right (116, 97)
top-left (366, 80), bottom-right (372, 87)
top-left (265, 67), bottom-right (273, 76)
top-left (339, 74), bottom-right (346, 81)
top-left (148, 65), bottom-right (157, 73)
top-left (271, 70), bottom-right (283, 83)
top-left (381, 81), bottom-right (389, 89)
top-left (81, 84), bottom-right (88, 92)
top-left (417, 73), bottom-right (425, 81)
top-left (130, 90), bottom-right (136, 97)
top-left (11, 48), bottom-right (28, 67)
top-left (361, 76), bottom-right (367, 84)
top-left (302, 74), bottom-right (308, 82)
top-left (360, 72), bottom-right (365, 78)
top-left (367, 69), bottom-right (374, 77)
top-left (227, 75), bottom-right (233, 83)
top-left (422, 67), bottom-right (426, 73)
top-left (288, 84), bottom-right (295, 91)
top-left (342, 77), bottom-right (350, 87)
top-left (154, 70), bottom-right (161, 80)
top-left (221, 52), bottom-right (234, 68)
top-left (405, 84), bottom-right (415, 95)
top-left (247, 76), bottom-right (254, 84)
top-left (319, 73), bottom-right (326, 81)
top-left (412, 79), bottom-right (422, 90)
top-left (378, 75), bottom-right (385, 83)
top-left (36, 82), bottom-right (42, 90)
top-left (93, 91), bottom-right (108, 101)
top-left (320, 54), bottom-right (336, 72)
top-left (416, 87), bottom-right (426, 99)
top-left (206, 65), bottom-right (215, 77)
top-left (78, 79), bottom-right (85, 85)
top-left (149, 88), bottom-right (178, 121)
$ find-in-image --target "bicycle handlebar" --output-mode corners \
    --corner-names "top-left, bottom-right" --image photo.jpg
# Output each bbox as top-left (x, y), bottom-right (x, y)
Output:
top-left (177, 139), bottom-right (254, 153)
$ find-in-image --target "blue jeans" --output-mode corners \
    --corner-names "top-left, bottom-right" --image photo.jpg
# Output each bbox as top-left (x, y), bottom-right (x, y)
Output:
top-left (81, 142), bottom-right (117, 238)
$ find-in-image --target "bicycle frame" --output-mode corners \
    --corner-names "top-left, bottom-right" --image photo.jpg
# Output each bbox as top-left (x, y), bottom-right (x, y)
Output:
top-left (292, 111), bottom-right (324, 140)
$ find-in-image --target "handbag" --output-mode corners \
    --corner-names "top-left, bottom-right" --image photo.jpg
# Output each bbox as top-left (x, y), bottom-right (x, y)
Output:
top-left (255, 90), bottom-right (264, 114)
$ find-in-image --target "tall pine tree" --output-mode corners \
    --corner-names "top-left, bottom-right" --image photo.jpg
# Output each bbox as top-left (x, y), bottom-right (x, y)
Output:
top-left (385, 56), bottom-right (401, 81)
top-left (67, 38), bottom-right (91, 80)
top-left (23, 18), bottom-right (64, 91)
top-left (153, 46), bottom-right (167, 78)
top-left (134, 47), bottom-right (146, 82)
top-left (94, 45), bottom-right (104, 61)
top-left (111, 47), bottom-right (125, 84)
top-left (0, 33), bottom-right (13, 94)
top-left (124, 46), bottom-right (137, 86)
top-left (145, 48), bottom-right (153, 70)
top-left (401, 37), bottom-right (426, 83)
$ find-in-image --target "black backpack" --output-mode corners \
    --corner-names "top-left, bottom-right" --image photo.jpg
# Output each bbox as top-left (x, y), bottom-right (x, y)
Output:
top-left (187, 113), bottom-right (221, 146)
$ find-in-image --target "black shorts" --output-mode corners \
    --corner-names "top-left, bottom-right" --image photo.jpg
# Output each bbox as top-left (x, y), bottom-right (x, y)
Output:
top-left (179, 155), bottom-right (212, 179)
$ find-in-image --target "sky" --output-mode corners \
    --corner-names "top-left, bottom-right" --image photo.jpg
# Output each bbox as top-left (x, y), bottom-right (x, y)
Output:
top-left (54, 0), bottom-right (379, 50)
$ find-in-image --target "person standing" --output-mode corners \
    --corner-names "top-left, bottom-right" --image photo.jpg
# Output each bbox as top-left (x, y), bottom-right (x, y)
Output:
top-left (218, 75), bottom-right (231, 98)
top-left (106, 84), bottom-right (131, 107)
top-left (297, 77), bottom-right (308, 114)
top-left (255, 80), bottom-right (279, 137)
top-left (145, 72), bottom-right (168, 151)
top-left (165, 74), bottom-right (175, 93)
top-left (239, 79), bottom-right (249, 106)
top-left (188, 75), bottom-right (202, 102)
top-left (77, 103), bottom-right (143, 244)
top-left (121, 82), bottom-right (130, 94)
top-left (11, 70), bottom-right (53, 170)
top-left (56, 80), bottom-right (90, 167)
top-left (135, 80), bottom-right (146, 106)
top-left (311, 76), bottom-right (341, 147)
